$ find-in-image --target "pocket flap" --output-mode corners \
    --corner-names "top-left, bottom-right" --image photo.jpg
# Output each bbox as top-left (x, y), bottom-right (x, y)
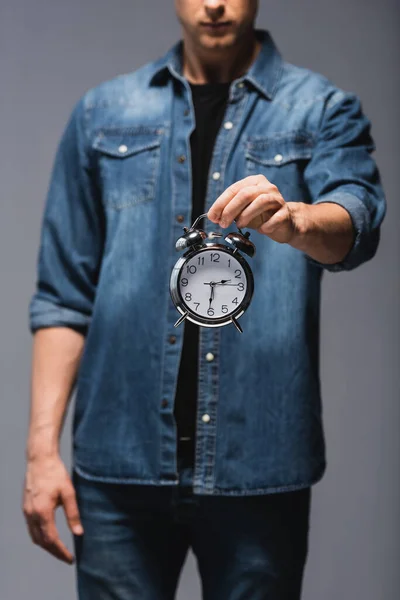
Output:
top-left (92, 127), bottom-right (163, 158)
top-left (245, 131), bottom-right (314, 166)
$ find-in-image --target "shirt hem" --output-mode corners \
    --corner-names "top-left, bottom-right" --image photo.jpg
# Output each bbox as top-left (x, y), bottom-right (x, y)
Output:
top-left (73, 462), bottom-right (326, 496)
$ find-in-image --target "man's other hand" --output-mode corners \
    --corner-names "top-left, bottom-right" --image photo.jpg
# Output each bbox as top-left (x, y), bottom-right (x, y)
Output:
top-left (23, 455), bottom-right (83, 564)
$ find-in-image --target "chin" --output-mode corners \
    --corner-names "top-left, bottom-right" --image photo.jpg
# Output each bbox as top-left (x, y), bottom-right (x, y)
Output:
top-left (198, 31), bottom-right (237, 51)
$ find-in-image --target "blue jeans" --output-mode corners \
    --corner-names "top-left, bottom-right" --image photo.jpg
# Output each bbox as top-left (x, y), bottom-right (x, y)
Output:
top-left (73, 470), bottom-right (311, 599)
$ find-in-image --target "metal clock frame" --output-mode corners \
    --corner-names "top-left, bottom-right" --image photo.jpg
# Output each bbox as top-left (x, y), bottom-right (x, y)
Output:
top-left (170, 242), bottom-right (254, 333)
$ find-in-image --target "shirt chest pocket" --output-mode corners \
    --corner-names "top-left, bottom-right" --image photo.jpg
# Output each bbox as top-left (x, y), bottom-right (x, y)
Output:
top-left (244, 131), bottom-right (314, 202)
top-left (92, 127), bottom-right (163, 210)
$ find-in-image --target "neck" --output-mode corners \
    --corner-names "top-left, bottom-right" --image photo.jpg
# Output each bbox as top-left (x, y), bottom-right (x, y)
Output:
top-left (182, 29), bottom-right (261, 84)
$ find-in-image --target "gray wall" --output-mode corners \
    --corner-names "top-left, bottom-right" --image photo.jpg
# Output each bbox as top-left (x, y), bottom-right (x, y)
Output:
top-left (1, 0), bottom-right (399, 598)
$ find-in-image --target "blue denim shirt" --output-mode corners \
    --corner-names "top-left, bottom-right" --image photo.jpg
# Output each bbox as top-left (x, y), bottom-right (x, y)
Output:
top-left (29, 30), bottom-right (385, 495)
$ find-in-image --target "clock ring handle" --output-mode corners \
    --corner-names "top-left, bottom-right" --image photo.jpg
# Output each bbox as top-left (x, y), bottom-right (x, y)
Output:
top-left (191, 213), bottom-right (250, 238)
top-left (191, 212), bottom-right (209, 230)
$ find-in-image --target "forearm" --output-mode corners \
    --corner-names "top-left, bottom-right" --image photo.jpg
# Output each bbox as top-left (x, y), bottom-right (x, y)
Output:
top-left (26, 327), bottom-right (85, 460)
top-left (288, 201), bottom-right (355, 265)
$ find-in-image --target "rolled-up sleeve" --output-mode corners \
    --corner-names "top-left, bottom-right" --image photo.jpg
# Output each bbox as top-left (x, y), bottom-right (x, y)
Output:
top-left (29, 95), bottom-right (104, 334)
top-left (304, 90), bottom-right (386, 272)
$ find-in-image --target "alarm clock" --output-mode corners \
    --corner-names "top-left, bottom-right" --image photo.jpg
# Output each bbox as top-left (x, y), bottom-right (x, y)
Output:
top-left (170, 213), bottom-right (256, 333)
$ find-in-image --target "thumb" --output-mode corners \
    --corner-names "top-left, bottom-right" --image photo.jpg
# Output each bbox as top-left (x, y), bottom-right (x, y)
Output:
top-left (257, 204), bottom-right (295, 243)
top-left (61, 487), bottom-right (84, 536)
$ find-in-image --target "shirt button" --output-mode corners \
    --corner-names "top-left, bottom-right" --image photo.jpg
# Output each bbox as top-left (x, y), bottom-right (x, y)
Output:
top-left (237, 82), bottom-right (244, 88)
top-left (176, 214), bottom-right (185, 223)
top-left (212, 172), bottom-right (221, 181)
top-left (202, 414), bottom-right (211, 423)
top-left (161, 399), bottom-right (168, 409)
top-left (183, 109), bottom-right (190, 116)
top-left (205, 352), bottom-right (214, 362)
top-left (118, 144), bottom-right (128, 154)
top-left (169, 335), bottom-right (176, 344)
top-left (177, 155), bottom-right (186, 163)
top-left (224, 121), bottom-right (233, 130)
top-left (274, 154), bottom-right (283, 163)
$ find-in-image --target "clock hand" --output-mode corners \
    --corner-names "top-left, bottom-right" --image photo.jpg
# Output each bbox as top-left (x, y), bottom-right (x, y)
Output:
top-left (209, 283), bottom-right (215, 308)
top-left (203, 279), bottom-right (231, 285)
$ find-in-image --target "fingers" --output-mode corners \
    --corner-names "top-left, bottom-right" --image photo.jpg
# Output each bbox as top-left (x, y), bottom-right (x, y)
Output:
top-left (235, 192), bottom-right (283, 230)
top-left (257, 204), bottom-right (296, 244)
top-left (208, 175), bottom-right (267, 225)
top-left (208, 175), bottom-right (283, 229)
top-left (37, 513), bottom-right (75, 564)
top-left (61, 486), bottom-right (84, 536)
top-left (24, 501), bottom-right (75, 564)
top-left (25, 507), bottom-right (42, 546)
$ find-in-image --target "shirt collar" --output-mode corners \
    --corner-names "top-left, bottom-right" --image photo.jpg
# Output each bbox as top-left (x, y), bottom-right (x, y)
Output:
top-left (149, 29), bottom-right (283, 100)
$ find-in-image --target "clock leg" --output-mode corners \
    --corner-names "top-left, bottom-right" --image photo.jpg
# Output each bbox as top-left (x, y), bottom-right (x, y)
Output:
top-left (231, 316), bottom-right (243, 333)
top-left (174, 311), bottom-right (188, 328)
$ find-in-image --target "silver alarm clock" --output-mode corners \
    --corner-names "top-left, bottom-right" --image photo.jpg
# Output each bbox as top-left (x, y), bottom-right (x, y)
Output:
top-left (170, 213), bottom-right (256, 333)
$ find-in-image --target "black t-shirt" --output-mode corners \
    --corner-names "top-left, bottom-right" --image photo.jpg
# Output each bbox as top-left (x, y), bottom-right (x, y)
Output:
top-left (173, 81), bottom-right (231, 468)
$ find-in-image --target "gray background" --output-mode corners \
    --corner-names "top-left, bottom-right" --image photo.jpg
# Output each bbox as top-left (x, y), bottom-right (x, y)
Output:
top-left (1, 0), bottom-right (399, 598)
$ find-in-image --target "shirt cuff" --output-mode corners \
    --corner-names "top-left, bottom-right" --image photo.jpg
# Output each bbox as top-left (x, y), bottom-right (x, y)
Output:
top-left (304, 191), bottom-right (371, 272)
top-left (29, 296), bottom-right (92, 333)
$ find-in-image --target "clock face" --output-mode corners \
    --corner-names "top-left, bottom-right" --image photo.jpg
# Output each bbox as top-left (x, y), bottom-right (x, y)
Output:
top-left (178, 248), bottom-right (248, 320)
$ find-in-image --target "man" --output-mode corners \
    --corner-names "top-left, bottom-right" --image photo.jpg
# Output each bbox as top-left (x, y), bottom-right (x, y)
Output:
top-left (23, 0), bottom-right (385, 598)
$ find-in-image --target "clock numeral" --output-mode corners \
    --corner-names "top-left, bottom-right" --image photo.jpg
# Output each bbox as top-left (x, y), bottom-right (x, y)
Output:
top-left (181, 278), bottom-right (188, 287)
top-left (197, 256), bottom-right (205, 266)
top-left (228, 259), bottom-right (231, 268)
top-left (194, 302), bottom-right (200, 312)
top-left (237, 282), bottom-right (245, 291)
top-left (185, 293), bottom-right (192, 301)
top-left (207, 308), bottom-right (215, 317)
top-left (232, 297), bottom-right (239, 305)
top-left (235, 269), bottom-right (242, 279)
top-left (221, 305), bottom-right (228, 314)
top-left (210, 253), bottom-right (220, 263)
top-left (187, 265), bottom-right (197, 274)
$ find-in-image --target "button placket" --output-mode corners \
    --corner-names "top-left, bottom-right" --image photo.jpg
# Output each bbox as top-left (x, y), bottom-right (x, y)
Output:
top-left (193, 324), bottom-right (221, 491)
top-left (205, 85), bottom-right (249, 209)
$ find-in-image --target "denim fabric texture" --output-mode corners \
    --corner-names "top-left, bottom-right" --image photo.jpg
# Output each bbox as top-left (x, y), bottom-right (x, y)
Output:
top-left (73, 471), bottom-right (311, 599)
top-left (29, 30), bottom-right (386, 495)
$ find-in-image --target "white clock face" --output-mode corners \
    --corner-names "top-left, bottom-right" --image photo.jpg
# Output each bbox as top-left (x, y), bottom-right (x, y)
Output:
top-left (178, 249), bottom-right (248, 319)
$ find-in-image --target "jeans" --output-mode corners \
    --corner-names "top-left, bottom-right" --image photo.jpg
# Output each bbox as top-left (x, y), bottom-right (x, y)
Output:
top-left (73, 469), bottom-right (311, 600)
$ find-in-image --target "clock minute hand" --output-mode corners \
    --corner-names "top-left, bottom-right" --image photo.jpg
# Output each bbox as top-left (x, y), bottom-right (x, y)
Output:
top-left (208, 281), bottom-right (215, 308)
top-left (203, 279), bottom-right (231, 285)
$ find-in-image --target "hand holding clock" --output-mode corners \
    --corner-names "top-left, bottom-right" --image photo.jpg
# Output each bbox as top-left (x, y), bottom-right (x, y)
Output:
top-left (207, 174), bottom-right (295, 244)
top-left (207, 173), bottom-right (355, 265)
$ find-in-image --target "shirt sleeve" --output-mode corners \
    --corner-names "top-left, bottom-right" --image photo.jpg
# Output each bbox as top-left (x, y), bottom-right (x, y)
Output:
top-left (303, 89), bottom-right (386, 272)
top-left (28, 95), bottom-right (104, 334)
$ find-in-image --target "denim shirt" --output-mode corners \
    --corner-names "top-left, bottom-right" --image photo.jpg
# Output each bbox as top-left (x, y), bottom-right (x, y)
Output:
top-left (29, 30), bottom-right (385, 495)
